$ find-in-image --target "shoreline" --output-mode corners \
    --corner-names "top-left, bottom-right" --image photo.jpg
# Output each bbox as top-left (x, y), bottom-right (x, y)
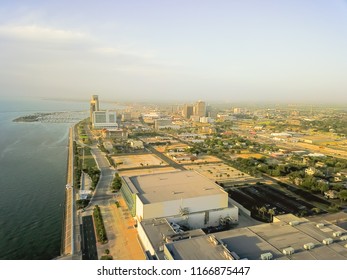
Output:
top-left (58, 126), bottom-right (76, 258)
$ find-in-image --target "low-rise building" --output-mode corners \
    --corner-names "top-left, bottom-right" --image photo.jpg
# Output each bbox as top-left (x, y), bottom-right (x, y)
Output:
top-left (325, 190), bottom-right (338, 199)
top-left (128, 140), bottom-right (144, 149)
top-left (305, 167), bottom-right (318, 176)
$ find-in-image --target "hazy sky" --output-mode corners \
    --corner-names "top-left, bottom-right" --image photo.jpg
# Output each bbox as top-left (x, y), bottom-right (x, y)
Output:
top-left (1, 0), bottom-right (347, 103)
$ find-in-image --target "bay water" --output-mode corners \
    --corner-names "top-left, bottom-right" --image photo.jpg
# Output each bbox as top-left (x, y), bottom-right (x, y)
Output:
top-left (0, 98), bottom-right (86, 259)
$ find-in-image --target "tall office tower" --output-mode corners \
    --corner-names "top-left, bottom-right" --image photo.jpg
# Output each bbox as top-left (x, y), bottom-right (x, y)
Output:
top-left (182, 104), bottom-right (194, 119)
top-left (90, 95), bottom-right (100, 121)
top-left (194, 100), bottom-right (206, 117)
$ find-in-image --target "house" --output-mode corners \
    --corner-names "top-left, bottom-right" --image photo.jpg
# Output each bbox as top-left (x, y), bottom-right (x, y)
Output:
top-left (305, 167), bottom-right (318, 176)
top-left (324, 190), bottom-right (338, 199)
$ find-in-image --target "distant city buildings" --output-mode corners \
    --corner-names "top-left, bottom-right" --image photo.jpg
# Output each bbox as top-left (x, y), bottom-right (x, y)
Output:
top-left (89, 95), bottom-right (118, 130)
top-left (182, 104), bottom-right (193, 119)
top-left (181, 100), bottom-right (207, 121)
top-left (194, 100), bottom-right (206, 117)
top-left (90, 95), bottom-right (99, 121)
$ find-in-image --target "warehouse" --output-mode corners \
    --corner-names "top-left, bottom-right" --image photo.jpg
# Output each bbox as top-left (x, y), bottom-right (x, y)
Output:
top-left (160, 214), bottom-right (347, 260)
top-left (120, 170), bottom-right (238, 228)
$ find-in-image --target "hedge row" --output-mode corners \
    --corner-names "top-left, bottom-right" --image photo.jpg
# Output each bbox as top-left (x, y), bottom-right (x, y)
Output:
top-left (93, 205), bottom-right (108, 244)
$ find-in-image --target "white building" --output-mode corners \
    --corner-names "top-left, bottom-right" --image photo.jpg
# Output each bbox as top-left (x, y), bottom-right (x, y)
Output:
top-left (92, 110), bottom-right (118, 129)
top-left (128, 140), bottom-right (144, 149)
top-left (120, 170), bottom-right (238, 229)
top-left (200, 116), bottom-right (213, 123)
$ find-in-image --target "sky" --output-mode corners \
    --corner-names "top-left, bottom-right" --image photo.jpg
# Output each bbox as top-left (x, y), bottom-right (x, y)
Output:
top-left (1, 0), bottom-right (347, 103)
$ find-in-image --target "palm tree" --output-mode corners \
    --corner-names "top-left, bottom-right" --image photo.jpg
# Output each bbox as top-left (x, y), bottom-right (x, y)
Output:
top-left (268, 208), bottom-right (275, 220)
top-left (259, 206), bottom-right (267, 219)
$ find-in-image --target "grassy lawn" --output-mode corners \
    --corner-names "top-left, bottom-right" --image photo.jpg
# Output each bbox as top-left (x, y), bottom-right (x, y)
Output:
top-left (83, 156), bottom-right (97, 169)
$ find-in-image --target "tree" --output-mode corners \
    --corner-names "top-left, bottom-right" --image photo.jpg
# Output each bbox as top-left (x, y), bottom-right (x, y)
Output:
top-left (338, 190), bottom-right (347, 202)
top-left (111, 173), bottom-right (122, 192)
top-left (267, 208), bottom-right (275, 220)
top-left (259, 206), bottom-right (267, 219)
top-left (311, 207), bottom-right (321, 214)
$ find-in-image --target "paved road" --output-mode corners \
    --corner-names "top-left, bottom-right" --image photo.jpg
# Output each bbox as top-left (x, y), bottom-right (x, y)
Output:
top-left (89, 145), bottom-right (115, 206)
top-left (145, 144), bottom-right (186, 170)
top-left (81, 215), bottom-right (98, 260)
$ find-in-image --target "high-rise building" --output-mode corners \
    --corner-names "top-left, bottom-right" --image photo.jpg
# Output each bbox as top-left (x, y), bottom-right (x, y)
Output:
top-left (90, 95), bottom-right (100, 121)
top-left (92, 110), bottom-right (118, 129)
top-left (194, 100), bottom-right (206, 117)
top-left (182, 104), bottom-right (194, 119)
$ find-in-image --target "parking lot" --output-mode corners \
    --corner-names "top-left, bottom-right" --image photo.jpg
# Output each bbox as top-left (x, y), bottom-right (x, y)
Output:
top-left (228, 184), bottom-right (319, 217)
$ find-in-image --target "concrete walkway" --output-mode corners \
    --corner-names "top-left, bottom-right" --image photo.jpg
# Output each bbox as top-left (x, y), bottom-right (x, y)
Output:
top-left (97, 197), bottom-right (145, 260)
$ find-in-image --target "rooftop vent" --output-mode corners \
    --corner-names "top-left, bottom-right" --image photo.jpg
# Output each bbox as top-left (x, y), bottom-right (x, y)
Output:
top-left (282, 247), bottom-right (295, 255)
top-left (340, 236), bottom-right (347, 241)
top-left (260, 252), bottom-right (273, 260)
top-left (303, 243), bottom-right (315, 250)
top-left (322, 238), bottom-right (333, 245)
top-left (333, 231), bottom-right (342, 237)
top-left (289, 221), bottom-right (300, 226)
top-left (209, 235), bottom-right (220, 246)
top-left (316, 223), bottom-right (324, 228)
top-left (223, 250), bottom-right (234, 260)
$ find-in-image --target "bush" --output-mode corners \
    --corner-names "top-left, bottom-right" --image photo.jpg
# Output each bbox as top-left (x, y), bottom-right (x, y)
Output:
top-left (93, 205), bottom-right (108, 244)
top-left (100, 255), bottom-right (113, 260)
top-left (76, 199), bottom-right (90, 209)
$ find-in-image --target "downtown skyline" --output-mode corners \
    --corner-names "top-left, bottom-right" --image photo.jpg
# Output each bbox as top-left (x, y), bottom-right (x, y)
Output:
top-left (1, 0), bottom-right (347, 103)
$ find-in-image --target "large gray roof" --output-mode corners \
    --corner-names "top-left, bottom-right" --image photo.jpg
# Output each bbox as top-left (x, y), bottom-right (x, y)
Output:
top-left (124, 170), bottom-right (226, 204)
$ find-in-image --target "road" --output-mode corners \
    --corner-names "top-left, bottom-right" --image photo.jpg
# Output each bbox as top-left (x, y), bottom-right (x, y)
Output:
top-left (81, 215), bottom-right (98, 260)
top-left (89, 145), bottom-right (115, 206)
top-left (145, 144), bottom-right (186, 170)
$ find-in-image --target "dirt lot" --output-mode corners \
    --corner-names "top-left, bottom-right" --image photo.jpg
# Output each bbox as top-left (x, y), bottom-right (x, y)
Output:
top-left (184, 162), bottom-right (254, 182)
top-left (112, 154), bottom-right (168, 169)
top-left (234, 152), bottom-right (265, 159)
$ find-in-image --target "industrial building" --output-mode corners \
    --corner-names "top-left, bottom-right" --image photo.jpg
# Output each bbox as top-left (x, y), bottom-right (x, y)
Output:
top-left (120, 170), bottom-right (238, 228)
top-left (144, 214), bottom-right (347, 260)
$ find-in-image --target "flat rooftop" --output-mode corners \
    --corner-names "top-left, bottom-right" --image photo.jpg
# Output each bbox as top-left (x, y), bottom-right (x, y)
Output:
top-left (160, 214), bottom-right (347, 260)
top-left (165, 235), bottom-right (233, 260)
top-left (140, 218), bottom-right (206, 260)
top-left (124, 170), bottom-right (226, 204)
top-left (216, 216), bottom-right (347, 260)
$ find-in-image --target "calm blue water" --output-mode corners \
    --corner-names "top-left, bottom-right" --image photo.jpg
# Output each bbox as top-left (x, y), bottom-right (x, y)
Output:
top-left (0, 98), bottom-right (86, 259)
